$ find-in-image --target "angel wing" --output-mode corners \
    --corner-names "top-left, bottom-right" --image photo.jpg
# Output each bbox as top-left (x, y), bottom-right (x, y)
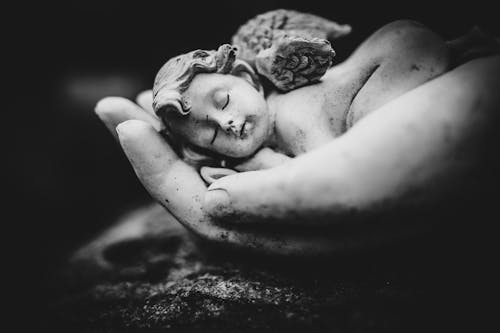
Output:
top-left (231, 9), bottom-right (351, 91)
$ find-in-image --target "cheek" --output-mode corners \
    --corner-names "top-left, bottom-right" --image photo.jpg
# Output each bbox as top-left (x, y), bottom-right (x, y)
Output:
top-left (213, 136), bottom-right (257, 157)
top-left (177, 122), bottom-right (213, 148)
top-left (253, 99), bottom-right (269, 128)
top-left (251, 105), bottom-right (270, 138)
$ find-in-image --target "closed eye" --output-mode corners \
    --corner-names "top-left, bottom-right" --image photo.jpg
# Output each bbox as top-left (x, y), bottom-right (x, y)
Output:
top-left (222, 93), bottom-right (230, 110)
top-left (210, 127), bottom-right (218, 145)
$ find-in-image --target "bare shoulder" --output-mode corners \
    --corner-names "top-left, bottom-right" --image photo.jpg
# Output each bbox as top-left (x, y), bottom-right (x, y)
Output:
top-left (343, 21), bottom-right (446, 73)
top-left (368, 20), bottom-right (444, 48)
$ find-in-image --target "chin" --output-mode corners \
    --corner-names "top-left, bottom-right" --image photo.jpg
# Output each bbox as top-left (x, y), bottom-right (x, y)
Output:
top-left (225, 148), bottom-right (255, 158)
top-left (225, 140), bottom-right (260, 158)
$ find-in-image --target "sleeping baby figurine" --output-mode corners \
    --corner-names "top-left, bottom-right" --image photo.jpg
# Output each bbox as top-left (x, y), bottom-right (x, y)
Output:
top-left (152, 10), bottom-right (497, 184)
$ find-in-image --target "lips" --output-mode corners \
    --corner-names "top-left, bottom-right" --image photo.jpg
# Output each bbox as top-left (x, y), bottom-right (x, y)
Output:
top-left (239, 121), bottom-right (247, 138)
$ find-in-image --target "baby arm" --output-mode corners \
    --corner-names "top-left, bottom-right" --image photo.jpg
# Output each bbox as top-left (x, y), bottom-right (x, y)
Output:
top-left (199, 147), bottom-right (291, 185)
top-left (234, 147), bottom-right (292, 172)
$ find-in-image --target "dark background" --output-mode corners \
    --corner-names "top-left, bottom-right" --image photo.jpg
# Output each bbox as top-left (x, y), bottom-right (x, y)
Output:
top-left (6, 0), bottom-right (499, 328)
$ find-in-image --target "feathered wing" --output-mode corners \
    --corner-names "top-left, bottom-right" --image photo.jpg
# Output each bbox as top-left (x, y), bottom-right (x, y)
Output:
top-left (231, 9), bottom-right (351, 91)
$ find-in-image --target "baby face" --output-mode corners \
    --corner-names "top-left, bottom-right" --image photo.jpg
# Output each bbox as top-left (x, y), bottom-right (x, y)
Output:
top-left (169, 73), bottom-right (271, 158)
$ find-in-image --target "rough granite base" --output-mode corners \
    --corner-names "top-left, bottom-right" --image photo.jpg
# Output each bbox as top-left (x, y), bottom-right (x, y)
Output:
top-left (47, 204), bottom-right (456, 332)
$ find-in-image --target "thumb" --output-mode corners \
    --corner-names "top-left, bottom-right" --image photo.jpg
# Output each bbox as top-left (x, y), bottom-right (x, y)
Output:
top-left (203, 166), bottom-right (295, 223)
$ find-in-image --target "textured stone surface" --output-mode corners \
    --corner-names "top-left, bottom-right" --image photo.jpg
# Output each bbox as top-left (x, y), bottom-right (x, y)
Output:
top-left (47, 204), bottom-right (450, 332)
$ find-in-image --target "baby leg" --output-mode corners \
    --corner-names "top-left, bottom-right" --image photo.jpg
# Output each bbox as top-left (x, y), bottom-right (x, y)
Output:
top-left (345, 20), bottom-right (451, 129)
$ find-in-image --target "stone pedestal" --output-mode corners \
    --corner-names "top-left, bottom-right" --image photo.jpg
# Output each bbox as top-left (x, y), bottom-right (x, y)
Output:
top-left (48, 204), bottom-right (452, 332)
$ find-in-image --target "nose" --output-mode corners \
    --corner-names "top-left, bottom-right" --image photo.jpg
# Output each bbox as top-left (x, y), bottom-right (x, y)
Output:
top-left (221, 119), bottom-right (243, 136)
top-left (216, 114), bottom-right (245, 137)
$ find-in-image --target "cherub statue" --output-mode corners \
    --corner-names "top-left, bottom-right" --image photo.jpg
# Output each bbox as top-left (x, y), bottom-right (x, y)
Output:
top-left (96, 11), bottom-right (500, 255)
top-left (151, 13), bottom-right (498, 183)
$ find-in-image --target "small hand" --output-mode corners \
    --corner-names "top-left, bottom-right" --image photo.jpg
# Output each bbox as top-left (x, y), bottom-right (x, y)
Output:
top-left (200, 147), bottom-right (291, 187)
top-left (200, 166), bottom-right (237, 185)
top-left (234, 147), bottom-right (292, 172)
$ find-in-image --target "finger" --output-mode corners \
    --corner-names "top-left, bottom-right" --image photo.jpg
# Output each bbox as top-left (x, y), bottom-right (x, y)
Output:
top-left (234, 148), bottom-right (292, 172)
top-left (116, 119), bottom-right (214, 232)
top-left (136, 90), bottom-right (156, 116)
top-left (233, 159), bottom-right (262, 172)
top-left (209, 220), bottom-right (417, 257)
top-left (203, 165), bottom-right (299, 223)
top-left (202, 169), bottom-right (423, 254)
top-left (95, 97), bottom-right (161, 140)
top-left (200, 167), bottom-right (238, 185)
top-left (209, 228), bottom-right (345, 256)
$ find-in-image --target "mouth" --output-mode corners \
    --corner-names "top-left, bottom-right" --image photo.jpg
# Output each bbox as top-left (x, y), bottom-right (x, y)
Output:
top-left (239, 121), bottom-right (247, 138)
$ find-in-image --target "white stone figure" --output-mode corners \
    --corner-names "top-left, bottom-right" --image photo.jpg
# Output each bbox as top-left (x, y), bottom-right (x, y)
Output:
top-left (95, 15), bottom-right (500, 256)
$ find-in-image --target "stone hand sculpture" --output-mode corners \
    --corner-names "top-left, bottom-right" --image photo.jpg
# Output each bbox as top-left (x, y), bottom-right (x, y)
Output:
top-left (231, 9), bottom-right (351, 91)
top-left (96, 15), bottom-right (500, 256)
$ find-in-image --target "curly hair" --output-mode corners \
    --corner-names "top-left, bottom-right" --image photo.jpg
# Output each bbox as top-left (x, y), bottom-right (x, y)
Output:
top-left (152, 44), bottom-right (262, 168)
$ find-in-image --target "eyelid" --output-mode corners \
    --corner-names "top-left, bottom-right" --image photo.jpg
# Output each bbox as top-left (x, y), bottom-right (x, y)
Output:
top-left (221, 93), bottom-right (230, 110)
top-left (210, 127), bottom-right (218, 145)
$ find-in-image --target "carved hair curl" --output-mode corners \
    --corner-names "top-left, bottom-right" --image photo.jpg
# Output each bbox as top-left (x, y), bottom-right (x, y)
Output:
top-left (153, 44), bottom-right (260, 118)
